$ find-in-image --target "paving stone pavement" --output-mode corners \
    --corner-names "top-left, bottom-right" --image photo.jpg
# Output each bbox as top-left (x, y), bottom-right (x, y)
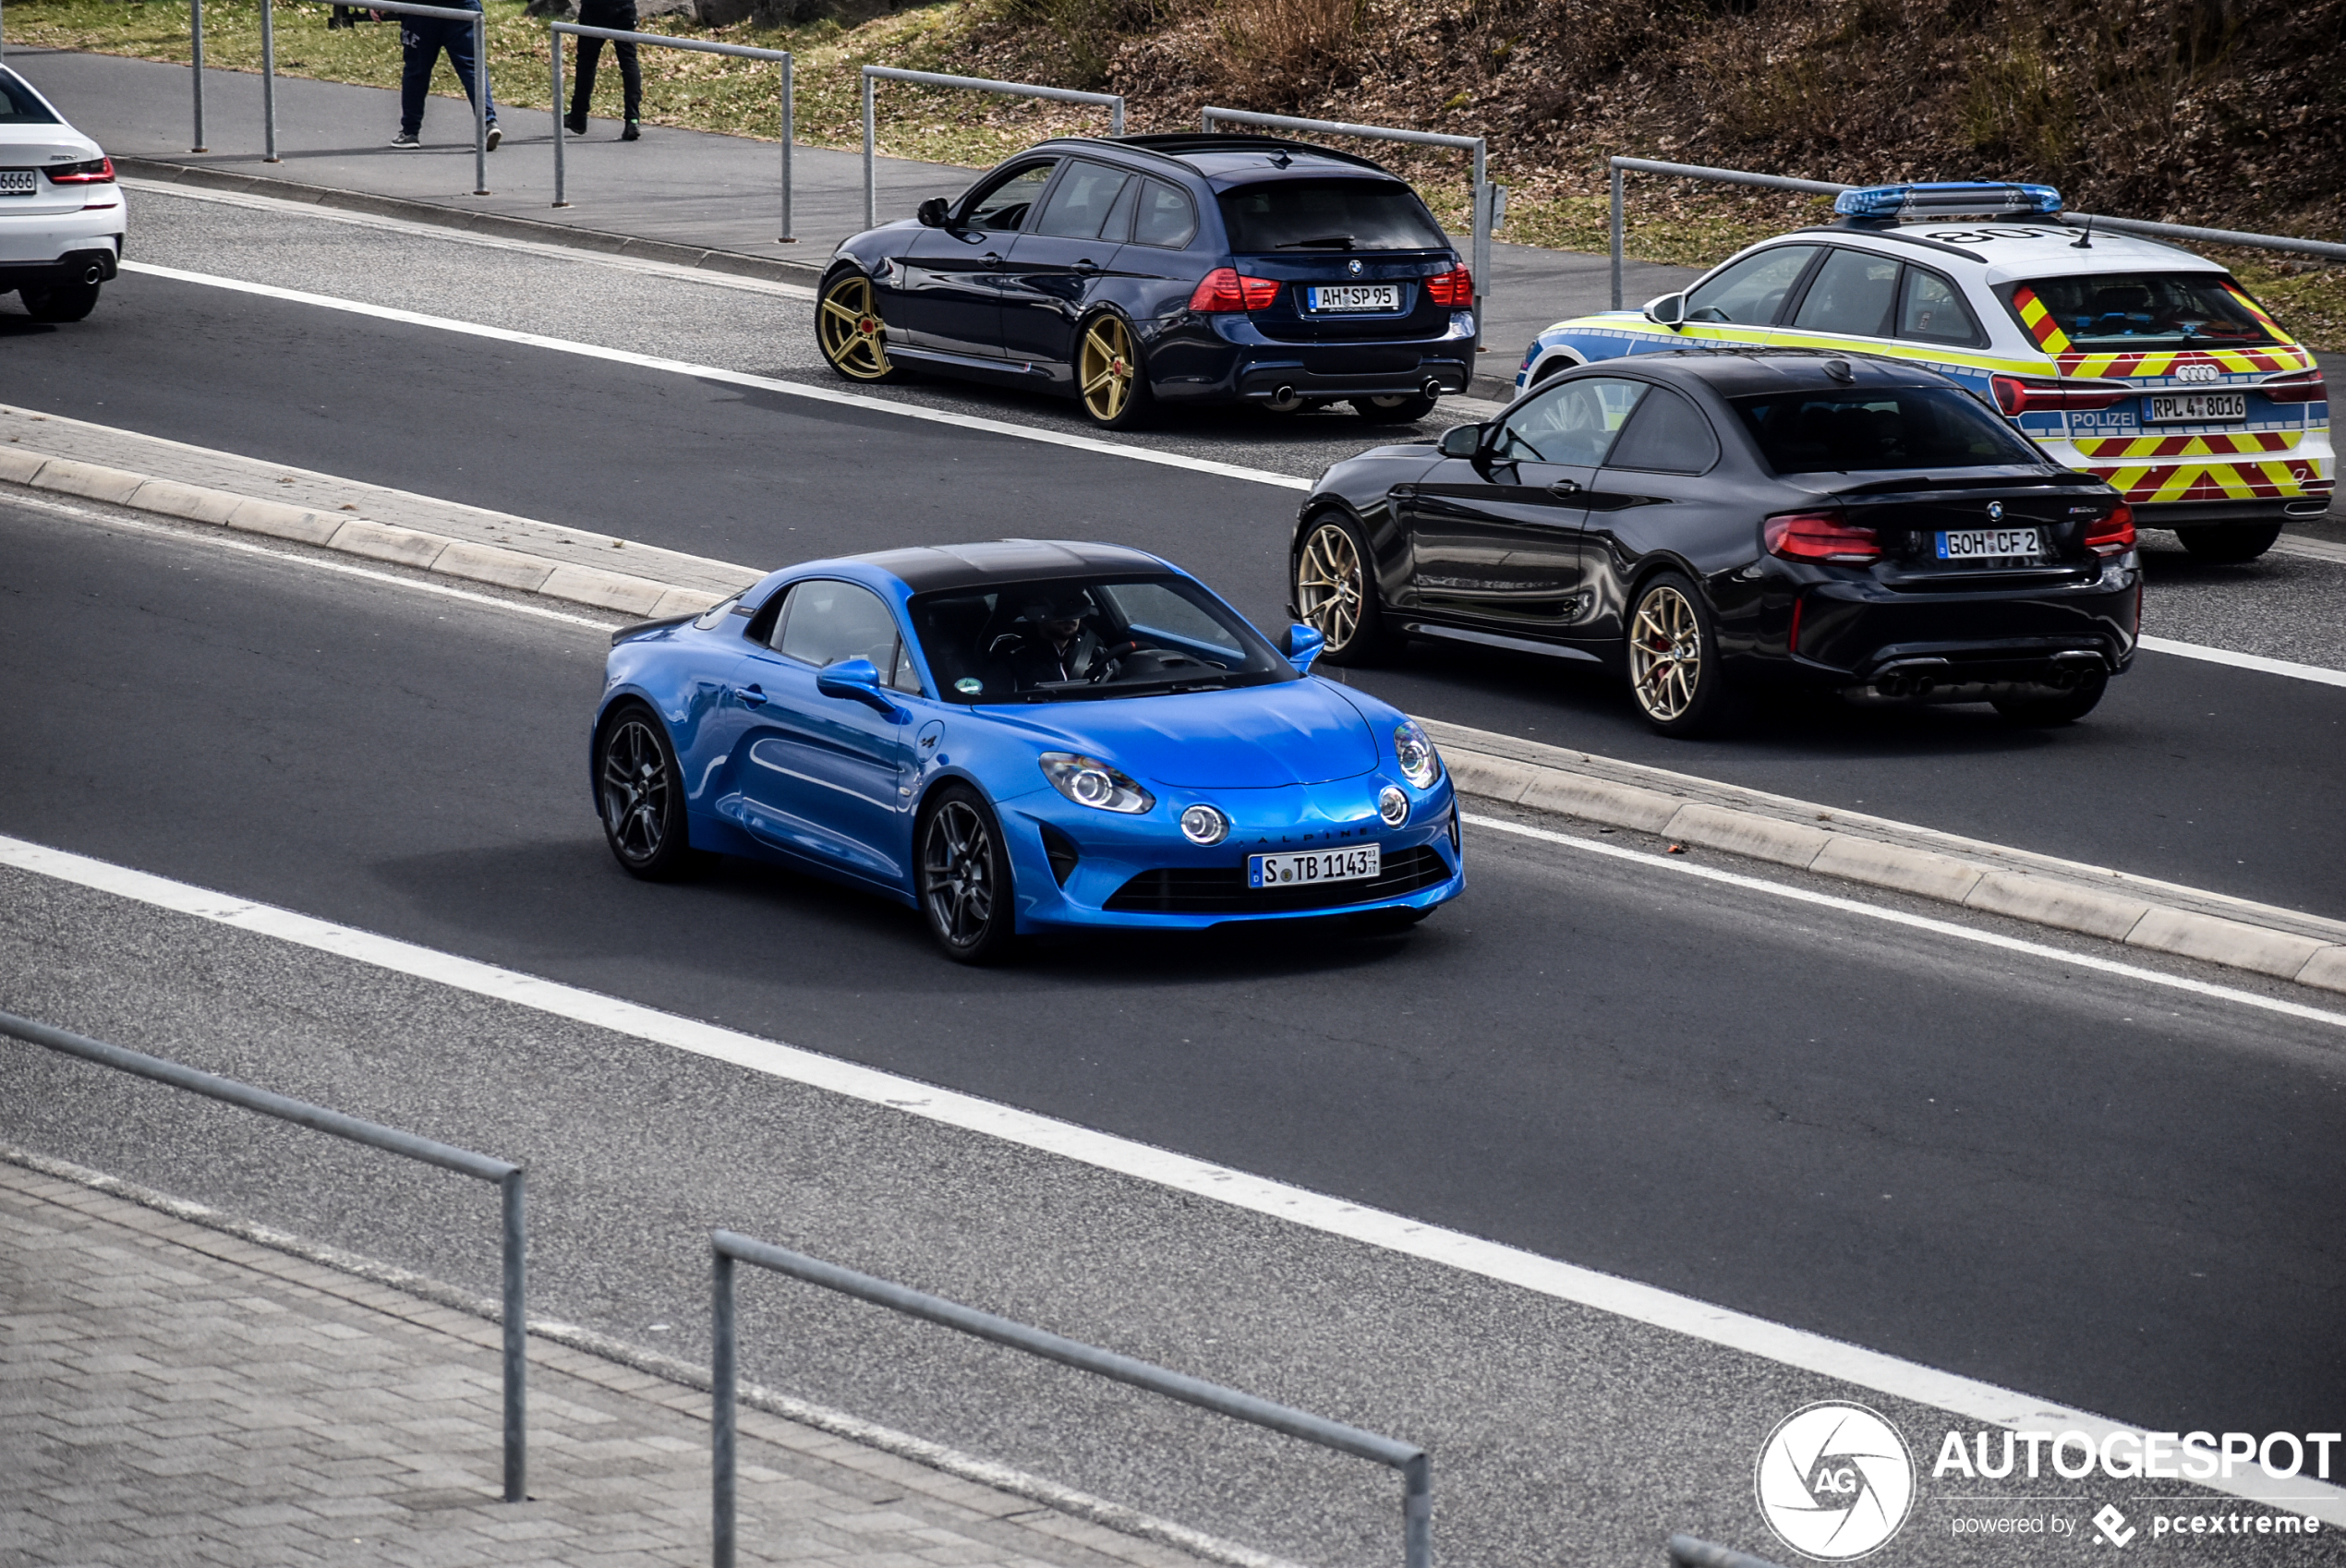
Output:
top-left (0, 1157), bottom-right (1223, 1568)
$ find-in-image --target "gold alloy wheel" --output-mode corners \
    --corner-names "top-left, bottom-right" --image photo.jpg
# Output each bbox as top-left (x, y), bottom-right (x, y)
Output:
top-left (1296, 521), bottom-right (1365, 652)
top-left (818, 272), bottom-right (892, 380)
top-left (1628, 583), bottom-right (1703, 723)
top-left (1079, 315), bottom-right (1138, 423)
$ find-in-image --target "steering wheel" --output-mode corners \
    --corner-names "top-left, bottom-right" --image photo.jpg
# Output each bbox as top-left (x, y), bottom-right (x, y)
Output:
top-left (1085, 640), bottom-right (1141, 683)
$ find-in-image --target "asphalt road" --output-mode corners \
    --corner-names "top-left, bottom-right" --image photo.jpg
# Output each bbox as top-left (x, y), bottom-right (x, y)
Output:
top-left (2, 496), bottom-right (2341, 1478)
top-left (5, 208), bottom-right (2344, 923)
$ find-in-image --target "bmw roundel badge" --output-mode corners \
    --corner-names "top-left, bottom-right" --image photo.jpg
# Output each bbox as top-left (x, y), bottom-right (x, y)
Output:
top-left (1347, 259), bottom-right (1364, 276)
top-left (1987, 501), bottom-right (2005, 522)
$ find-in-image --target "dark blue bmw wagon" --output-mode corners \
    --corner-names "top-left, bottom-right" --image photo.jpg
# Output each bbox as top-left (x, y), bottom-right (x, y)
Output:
top-left (817, 134), bottom-right (1479, 429)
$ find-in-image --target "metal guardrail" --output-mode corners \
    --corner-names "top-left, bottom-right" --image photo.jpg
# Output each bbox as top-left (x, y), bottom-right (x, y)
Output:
top-left (709, 1229), bottom-right (1431, 1568)
top-left (1607, 154), bottom-right (2346, 309)
top-left (260, 0), bottom-right (493, 195)
top-left (1201, 107), bottom-right (1499, 349)
top-left (1668, 1534), bottom-right (1788, 1568)
top-left (187, 0), bottom-right (208, 151)
top-left (0, 1007), bottom-right (530, 1503)
top-left (552, 23), bottom-right (792, 241)
top-left (860, 66), bottom-right (1123, 232)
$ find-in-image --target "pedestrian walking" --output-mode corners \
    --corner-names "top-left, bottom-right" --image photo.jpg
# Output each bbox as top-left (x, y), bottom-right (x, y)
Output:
top-left (564, 0), bottom-right (644, 142)
top-left (387, 0), bottom-right (502, 151)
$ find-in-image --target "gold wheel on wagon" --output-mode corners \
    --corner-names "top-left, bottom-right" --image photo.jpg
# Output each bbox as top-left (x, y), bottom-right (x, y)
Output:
top-left (818, 271), bottom-right (893, 381)
top-left (1628, 582), bottom-right (1703, 723)
top-left (1296, 520), bottom-right (1366, 653)
top-left (1078, 314), bottom-right (1140, 425)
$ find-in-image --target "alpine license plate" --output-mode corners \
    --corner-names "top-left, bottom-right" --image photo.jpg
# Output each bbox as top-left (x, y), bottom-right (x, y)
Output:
top-left (1305, 283), bottom-right (1400, 313)
top-left (1249, 844), bottom-right (1380, 889)
top-left (1936, 527), bottom-right (2044, 561)
top-left (2144, 392), bottom-right (2246, 422)
top-left (0, 170), bottom-right (36, 196)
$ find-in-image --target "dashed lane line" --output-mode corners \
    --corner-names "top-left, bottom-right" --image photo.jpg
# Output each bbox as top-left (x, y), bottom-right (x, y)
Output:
top-left (2137, 634), bottom-right (2346, 690)
top-left (0, 829), bottom-right (2340, 1526)
top-left (117, 261), bottom-right (1316, 494)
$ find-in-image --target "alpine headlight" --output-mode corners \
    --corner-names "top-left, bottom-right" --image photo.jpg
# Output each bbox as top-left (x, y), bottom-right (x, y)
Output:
top-left (1039, 753), bottom-right (1155, 814)
top-left (1393, 720), bottom-right (1441, 790)
top-left (1180, 803), bottom-right (1229, 845)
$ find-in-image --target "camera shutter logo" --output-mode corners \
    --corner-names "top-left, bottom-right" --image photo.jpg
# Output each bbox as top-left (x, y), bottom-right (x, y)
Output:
top-left (1754, 1402), bottom-right (1916, 1560)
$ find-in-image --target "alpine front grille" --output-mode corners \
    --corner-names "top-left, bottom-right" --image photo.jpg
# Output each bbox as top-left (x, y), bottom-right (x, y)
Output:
top-left (1104, 845), bottom-right (1451, 915)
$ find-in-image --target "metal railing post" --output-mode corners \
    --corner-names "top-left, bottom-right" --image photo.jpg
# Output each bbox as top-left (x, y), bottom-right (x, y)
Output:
top-left (779, 53), bottom-right (792, 242)
top-left (471, 6), bottom-right (488, 196)
top-left (550, 25), bottom-right (565, 207)
top-left (712, 1247), bottom-right (738, 1568)
top-left (260, 0), bottom-right (278, 162)
top-left (1110, 98), bottom-right (1122, 137)
top-left (189, 0), bottom-right (207, 151)
top-left (501, 1170), bottom-right (528, 1502)
top-left (1609, 162), bottom-right (1624, 310)
top-left (861, 70), bottom-right (876, 232)
top-left (1404, 1451), bottom-right (1432, 1568)
top-left (1469, 140), bottom-right (1488, 350)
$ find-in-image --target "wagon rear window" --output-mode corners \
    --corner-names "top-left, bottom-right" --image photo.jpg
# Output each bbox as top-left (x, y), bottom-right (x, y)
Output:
top-left (1732, 387), bottom-right (2039, 473)
top-left (1217, 179), bottom-right (1448, 253)
top-left (2011, 272), bottom-right (2279, 350)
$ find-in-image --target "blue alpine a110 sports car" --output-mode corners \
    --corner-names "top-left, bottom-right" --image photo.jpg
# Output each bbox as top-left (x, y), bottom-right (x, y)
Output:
top-left (592, 540), bottom-right (1464, 961)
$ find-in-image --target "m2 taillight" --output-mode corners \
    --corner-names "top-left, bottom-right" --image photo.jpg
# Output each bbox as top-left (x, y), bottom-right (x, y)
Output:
top-left (1990, 374), bottom-right (2130, 415)
top-left (1423, 266), bottom-right (1473, 308)
top-left (44, 156), bottom-right (115, 185)
top-left (1188, 268), bottom-right (1280, 313)
top-left (1764, 512), bottom-right (1880, 563)
top-left (2260, 368), bottom-right (2328, 404)
top-left (2086, 501), bottom-right (2136, 557)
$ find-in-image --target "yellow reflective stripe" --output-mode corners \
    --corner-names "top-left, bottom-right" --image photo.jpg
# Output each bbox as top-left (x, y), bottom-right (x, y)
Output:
top-left (2259, 461), bottom-right (2300, 492)
top-left (2015, 292), bottom-right (2071, 355)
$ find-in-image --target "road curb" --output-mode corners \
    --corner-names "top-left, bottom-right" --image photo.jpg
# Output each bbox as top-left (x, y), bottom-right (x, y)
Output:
top-left (2, 446), bottom-right (727, 621)
top-left (1430, 733), bottom-right (2346, 998)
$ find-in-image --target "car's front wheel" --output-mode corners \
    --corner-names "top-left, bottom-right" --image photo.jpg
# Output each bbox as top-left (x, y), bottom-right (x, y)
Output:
top-left (1077, 313), bottom-right (1152, 429)
top-left (1352, 392), bottom-right (1439, 423)
top-left (20, 283), bottom-right (100, 322)
top-left (1294, 512), bottom-right (1401, 666)
top-left (597, 704), bottom-right (698, 879)
top-left (817, 270), bottom-right (911, 383)
top-left (1626, 572), bottom-right (1735, 736)
top-left (917, 785), bottom-right (1019, 963)
top-left (2174, 523), bottom-right (2282, 563)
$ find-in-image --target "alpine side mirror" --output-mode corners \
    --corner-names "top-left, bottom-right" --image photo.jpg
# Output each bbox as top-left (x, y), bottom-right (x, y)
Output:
top-left (1285, 622), bottom-right (1326, 674)
top-left (916, 197), bottom-right (949, 229)
top-left (1643, 291), bottom-right (1687, 329)
top-left (1437, 423), bottom-right (1482, 459)
top-left (816, 657), bottom-right (897, 715)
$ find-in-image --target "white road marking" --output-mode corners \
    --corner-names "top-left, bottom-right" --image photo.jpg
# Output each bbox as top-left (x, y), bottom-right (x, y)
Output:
top-left (1, 489), bottom-right (617, 631)
top-left (117, 261), bottom-right (1316, 494)
top-left (0, 831), bottom-right (2338, 1524)
top-left (1464, 812), bottom-right (2346, 1031)
top-left (124, 177), bottom-right (820, 301)
top-left (2139, 633), bottom-right (2346, 688)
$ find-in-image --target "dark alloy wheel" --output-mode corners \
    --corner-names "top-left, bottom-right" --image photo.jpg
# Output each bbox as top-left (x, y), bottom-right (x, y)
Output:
top-left (1626, 571), bottom-right (1737, 737)
top-left (597, 705), bottom-right (698, 880)
top-left (21, 283), bottom-right (100, 322)
top-left (1993, 669), bottom-right (2109, 727)
top-left (816, 270), bottom-right (912, 383)
top-left (917, 786), bottom-right (1019, 963)
top-left (1352, 392), bottom-right (1438, 424)
top-left (1293, 512), bottom-right (1402, 666)
top-left (2174, 522), bottom-right (2283, 563)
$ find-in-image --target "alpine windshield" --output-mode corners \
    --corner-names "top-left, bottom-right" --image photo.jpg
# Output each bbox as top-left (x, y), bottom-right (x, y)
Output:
top-left (1217, 179), bottom-right (1448, 253)
top-left (2010, 272), bottom-right (2279, 350)
top-left (1732, 387), bottom-right (2042, 473)
top-left (910, 576), bottom-right (1295, 704)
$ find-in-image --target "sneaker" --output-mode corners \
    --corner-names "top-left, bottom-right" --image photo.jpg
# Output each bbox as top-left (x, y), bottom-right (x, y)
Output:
top-left (563, 110), bottom-right (587, 136)
top-left (485, 120), bottom-right (502, 151)
top-left (621, 119), bottom-right (640, 142)
top-left (389, 130), bottom-right (420, 149)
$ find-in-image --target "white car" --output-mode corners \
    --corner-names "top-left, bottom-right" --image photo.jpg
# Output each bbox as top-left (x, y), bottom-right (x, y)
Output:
top-left (1514, 182), bottom-right (2331, 562)
top-left (1, 65), bottom-right (125, 322)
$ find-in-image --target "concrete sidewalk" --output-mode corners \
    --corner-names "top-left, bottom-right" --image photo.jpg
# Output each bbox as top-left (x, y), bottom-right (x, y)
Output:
top-left (5, 47), bottom-right (1699, 382)
top-left (0, 1152), bottom-right (1234, 1568)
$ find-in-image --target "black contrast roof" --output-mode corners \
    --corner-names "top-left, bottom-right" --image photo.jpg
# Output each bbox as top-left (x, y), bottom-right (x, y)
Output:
top-left (1034, 133), bottom-right (1396, 181)
top-left (855, 539), bottom-right (1171, 594)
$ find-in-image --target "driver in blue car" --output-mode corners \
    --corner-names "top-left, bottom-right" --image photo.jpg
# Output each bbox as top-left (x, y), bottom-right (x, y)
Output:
top-left (998, 590), bottom-right (1130, 688)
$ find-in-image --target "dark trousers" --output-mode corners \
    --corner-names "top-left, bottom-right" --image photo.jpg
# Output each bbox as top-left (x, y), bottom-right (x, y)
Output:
top-left (570, 0), bottom-right (643, 122)
top-left (398, 16), bottom-right (496, 136)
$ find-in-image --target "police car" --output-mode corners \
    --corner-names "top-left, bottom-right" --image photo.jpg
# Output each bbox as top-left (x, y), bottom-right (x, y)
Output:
top-left (1515, 182), bottom-right (2330, 562)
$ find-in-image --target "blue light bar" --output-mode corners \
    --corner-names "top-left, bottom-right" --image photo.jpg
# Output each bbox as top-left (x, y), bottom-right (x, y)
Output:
top-left (1833, 181), bottom-right (2063, 219)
